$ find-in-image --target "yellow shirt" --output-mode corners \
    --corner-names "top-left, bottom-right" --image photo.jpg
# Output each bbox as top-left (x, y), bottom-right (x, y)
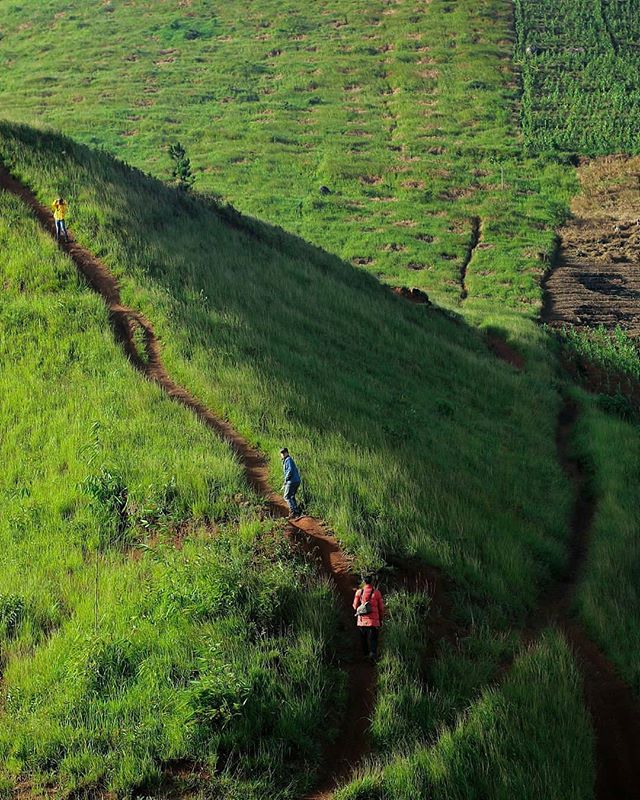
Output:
top-left (52, 200), bottom-right (68, 221)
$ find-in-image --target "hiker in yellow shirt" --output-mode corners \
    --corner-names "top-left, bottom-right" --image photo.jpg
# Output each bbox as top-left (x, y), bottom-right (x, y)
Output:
top-left (52, 197), bottom-right (69, 242)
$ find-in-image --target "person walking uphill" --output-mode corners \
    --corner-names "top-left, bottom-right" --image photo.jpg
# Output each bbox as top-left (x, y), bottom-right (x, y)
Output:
top-left (353, 576), bottom-right (384, 663)
top-left (52, 197), bottom-right (69, 242)
top-left (280, 448), bottom-right (302, 518)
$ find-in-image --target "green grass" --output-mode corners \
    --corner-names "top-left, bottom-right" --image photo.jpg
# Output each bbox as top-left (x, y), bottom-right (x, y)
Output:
top-left (515, 0), bottom-right (640, 155)
top-left (558, 325), bottom-right (640, 385)
top-left (336, 631), bottom-right (594, 800)
top-left (0, 120), bottom-right (599, 795)
top-left (0, 188), bottom-right (342, 797)
top-left (0, 0), bottom-right (576, 311)
top-left (2, 0), bottom-right (637, 793)
top-left (0, 121), bottom-right (574, 620)
top-left (572, 395), bottom-right (640, 696)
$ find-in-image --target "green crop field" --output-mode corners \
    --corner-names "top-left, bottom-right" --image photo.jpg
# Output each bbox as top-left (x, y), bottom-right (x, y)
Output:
top-left (515, 0), bottom-right (640, 155)
top-left (1, 0), bottom-right (640, 797)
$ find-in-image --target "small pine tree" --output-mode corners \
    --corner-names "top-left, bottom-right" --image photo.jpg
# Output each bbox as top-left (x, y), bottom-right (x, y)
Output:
top-left (168, 142), bottom-right (195, 192)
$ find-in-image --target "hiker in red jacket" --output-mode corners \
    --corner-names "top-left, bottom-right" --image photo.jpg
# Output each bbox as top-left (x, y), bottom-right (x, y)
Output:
top-left (353, 576), bottom-right (384, 663)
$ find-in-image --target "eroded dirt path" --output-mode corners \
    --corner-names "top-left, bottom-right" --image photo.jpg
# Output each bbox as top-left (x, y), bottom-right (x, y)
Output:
top-left (0, 164), bottom-right (375, 798)
top-left (542, 156), bottom-right (640, 334)
top-left (550, 398), bottom-right (640, 800)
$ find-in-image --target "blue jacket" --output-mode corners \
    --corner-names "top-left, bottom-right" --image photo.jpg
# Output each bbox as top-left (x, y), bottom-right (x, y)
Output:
top-left (283, 455), bottom-right (301, 484)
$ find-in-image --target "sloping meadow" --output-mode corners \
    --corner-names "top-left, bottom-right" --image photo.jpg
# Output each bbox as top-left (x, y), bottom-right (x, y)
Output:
top-left (0, 182), bottom-right (341, 796)
top-left (0, 0), bottom-right (574, 309)
top-left (0, 122), bottom-right (574, 620)
top-left (0, 123), bottom-right (596, 794)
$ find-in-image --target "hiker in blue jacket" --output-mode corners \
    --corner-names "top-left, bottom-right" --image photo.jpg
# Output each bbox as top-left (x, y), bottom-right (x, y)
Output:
top-left (280, 447), bottom-right (302, 518)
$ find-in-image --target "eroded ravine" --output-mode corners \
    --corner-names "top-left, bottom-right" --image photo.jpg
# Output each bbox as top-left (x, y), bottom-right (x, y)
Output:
top-left (459, 215), bottom-right (481, 301)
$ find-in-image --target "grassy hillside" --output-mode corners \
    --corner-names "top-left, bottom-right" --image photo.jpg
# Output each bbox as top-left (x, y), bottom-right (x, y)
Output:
top-left (573, 396), bottom-right (640, 695)
top-left (337, 632), bottom-right (593, 800)
top-left (0, 0), bottom-right (575, 309)
top-left (2, 0), bottom-right (640, 795)
top-left (515, 0), bottom-right (640, 155)
top-left (0, 122), bottom-right (597, 796)
top-left (0, 122), bottom-right (572, 617)
top-left (0, 184), bottom-right (341, 797)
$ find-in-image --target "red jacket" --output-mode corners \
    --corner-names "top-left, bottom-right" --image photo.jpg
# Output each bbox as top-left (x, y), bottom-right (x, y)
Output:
top-left (353, 585), bottom-right (384, 627)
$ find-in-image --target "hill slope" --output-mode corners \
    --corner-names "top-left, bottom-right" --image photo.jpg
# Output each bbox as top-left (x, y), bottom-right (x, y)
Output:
top-left (0, 122), bottom-right (597, 797)
top-left (0, 0), bottom-right (573, 308)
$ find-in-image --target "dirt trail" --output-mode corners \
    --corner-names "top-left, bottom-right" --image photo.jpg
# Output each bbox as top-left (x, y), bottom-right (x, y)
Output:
top-left (542, 156), bottom-right (640, 334)
top-left (548, 398), bottom-right (640, 800)
top-left (0, 164), bottom-right (375, 798)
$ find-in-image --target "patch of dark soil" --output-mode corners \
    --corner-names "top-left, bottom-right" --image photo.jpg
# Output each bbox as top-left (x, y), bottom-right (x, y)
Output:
top-left (391, 286), bottom-right (431, 304)
top-left (485, 333), bottom-right (524, 370)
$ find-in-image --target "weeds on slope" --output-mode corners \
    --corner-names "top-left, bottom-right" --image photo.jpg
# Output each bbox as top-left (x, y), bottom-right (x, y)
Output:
top-left (559, 326), bottom-right (640, 385)
top-left (0, 192), bottom-right (342, 797)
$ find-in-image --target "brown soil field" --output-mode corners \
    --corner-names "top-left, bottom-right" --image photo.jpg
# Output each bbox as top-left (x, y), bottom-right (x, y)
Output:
top-left (543, 156), bottom-right (640, 333)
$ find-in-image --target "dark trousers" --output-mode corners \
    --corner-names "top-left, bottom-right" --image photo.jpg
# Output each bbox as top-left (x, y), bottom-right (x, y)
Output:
top-left (359, 626), bottom-right (379, 660)
top-left (284, 480), bottom-right (300, 514)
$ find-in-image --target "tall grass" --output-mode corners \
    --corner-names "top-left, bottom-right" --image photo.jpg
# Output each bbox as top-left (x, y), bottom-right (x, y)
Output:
top-left (559, 325), bottom-right (640, 384)
top-left (0, 122), bottom-right (573, 621)
top-left (573, 395), bottom-right (640, 696)
top-left (336, 631), bottom-right (594, 800)
top-left (0, 190), bottom-right (341, 796)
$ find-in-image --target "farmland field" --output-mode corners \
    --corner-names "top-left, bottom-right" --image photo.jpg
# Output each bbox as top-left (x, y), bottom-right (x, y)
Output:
top-left (515, 0), bottom-right (640, 155)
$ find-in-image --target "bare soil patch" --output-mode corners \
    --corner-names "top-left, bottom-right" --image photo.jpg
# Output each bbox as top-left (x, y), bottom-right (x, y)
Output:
top-left (543, 156), bottom-right (640, 333)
